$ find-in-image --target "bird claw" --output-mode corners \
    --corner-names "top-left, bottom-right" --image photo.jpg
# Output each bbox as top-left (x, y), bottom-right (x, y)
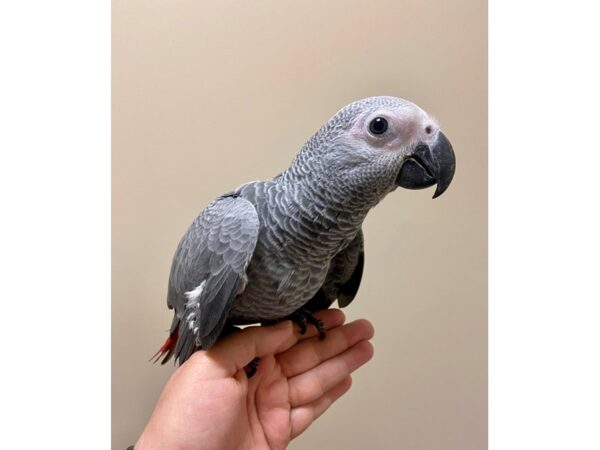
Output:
top-left (288, 312), bottom-right (309, 334)
top-left (245, 357), bottom-right (260, 378)
top-left (310, 317), bottom-right (327, 340)
top-left (287, 309), bottom-right (326, 339)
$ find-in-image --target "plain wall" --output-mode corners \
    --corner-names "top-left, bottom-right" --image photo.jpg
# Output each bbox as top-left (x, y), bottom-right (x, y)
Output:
top-left (112, 0), bottom-right (487, 448)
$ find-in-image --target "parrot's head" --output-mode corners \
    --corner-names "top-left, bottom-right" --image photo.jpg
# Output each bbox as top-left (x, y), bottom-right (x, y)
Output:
top-left (302, 96), bottom-right (456, 201)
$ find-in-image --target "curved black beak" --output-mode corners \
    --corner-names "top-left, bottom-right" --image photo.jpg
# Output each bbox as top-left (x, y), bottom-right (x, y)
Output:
top-left (396, 131), bottom-right (456, 198)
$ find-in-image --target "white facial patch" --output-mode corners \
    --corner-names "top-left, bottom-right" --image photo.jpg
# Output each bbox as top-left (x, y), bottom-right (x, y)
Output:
top-left (351, 104), bottom-right (439, 152)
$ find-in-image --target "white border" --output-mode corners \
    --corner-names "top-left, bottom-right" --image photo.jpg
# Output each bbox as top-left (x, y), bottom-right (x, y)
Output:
top-left (490, 0), bottom-right (600, 448)
top-left (0, 1), bottom-right (110, 448)
top-left (2, 0), bottom-right (599, 448)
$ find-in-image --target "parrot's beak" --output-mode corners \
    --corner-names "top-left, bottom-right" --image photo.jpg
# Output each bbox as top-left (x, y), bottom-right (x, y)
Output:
top-left (396, 131), bottom-right (456, 198)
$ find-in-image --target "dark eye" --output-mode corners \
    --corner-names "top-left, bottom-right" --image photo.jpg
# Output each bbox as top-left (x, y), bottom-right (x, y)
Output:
top-left (369, 117), bottom-right (388, 135)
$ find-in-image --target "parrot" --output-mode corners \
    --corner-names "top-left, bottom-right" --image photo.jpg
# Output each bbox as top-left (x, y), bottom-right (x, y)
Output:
top-left (152, 96), bottom-right (456, 367)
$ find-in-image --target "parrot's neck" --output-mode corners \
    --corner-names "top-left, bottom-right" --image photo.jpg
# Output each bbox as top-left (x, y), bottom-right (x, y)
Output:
top-left (281, 158), bottom-right (398, 221)
top-left (279, 170), bottom-right (389, 236)
top-left (274, 141), bottom-right (400, 242)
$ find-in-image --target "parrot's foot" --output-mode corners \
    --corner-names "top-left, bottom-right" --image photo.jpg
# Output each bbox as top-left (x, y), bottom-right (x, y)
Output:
top-left (287, 309), bottom-right (326, 340)
top-left (244, 357), bottom-right (260, 378)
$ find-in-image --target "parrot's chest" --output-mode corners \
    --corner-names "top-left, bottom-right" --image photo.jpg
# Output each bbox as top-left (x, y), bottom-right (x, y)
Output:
top-left (228, 234), bottom-right (353, 322)
top-left (228, 183), bottom-right (362, 322)
top-left (229, 253), bottom-right (330, 322)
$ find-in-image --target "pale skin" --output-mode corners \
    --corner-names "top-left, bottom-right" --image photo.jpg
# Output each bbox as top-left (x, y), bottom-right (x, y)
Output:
top-left (135, 309), bottom-right (374, 450)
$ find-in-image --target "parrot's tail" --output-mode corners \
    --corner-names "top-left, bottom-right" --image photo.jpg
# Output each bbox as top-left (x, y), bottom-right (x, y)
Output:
top-left (150, 327), bottom-right (179, 365)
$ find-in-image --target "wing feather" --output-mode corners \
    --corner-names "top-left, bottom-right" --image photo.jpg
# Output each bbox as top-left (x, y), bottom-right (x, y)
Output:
top-left (167, 195), bottom-right (259, 363)
top-left (304, 229), bottom-right (365, 312)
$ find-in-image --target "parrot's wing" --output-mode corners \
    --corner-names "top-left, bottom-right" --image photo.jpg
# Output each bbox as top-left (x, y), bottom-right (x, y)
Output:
top-left (304, 229), bottom-right (365, 311)
top-left (336, 229), bottom-right (365, 307)
top-left (167, 194), bottom-right (259, 360)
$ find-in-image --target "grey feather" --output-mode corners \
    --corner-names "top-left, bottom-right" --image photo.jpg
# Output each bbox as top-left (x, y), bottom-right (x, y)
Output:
top-left (158, 96), bottom-right (456, 365)
top-left (167, 195), bottom-right (259, 363)
top-left (303, 229), bottom-right (365, 311)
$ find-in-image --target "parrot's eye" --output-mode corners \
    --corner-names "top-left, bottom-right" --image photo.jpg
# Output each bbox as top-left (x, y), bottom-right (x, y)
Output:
top-left (368, 117), bottom-right (388, 135)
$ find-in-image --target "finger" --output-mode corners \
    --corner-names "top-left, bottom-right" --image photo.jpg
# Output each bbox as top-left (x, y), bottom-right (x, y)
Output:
top-left (288, 340), bottom-right (373, 407)
top-left (278, 319), bottom-right (374, 377)
top-left (290, 376), bottom-right (352, 439)
top-left (187, 309), bottom-right (346, 378)
top-left (198, 320), bottom-right (299, 377)
top-left (294, 308), bottom-right (346, 341)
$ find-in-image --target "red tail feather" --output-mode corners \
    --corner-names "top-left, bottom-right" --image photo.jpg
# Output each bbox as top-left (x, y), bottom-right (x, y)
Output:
top-left (150, 327), bottom-right (179, 364)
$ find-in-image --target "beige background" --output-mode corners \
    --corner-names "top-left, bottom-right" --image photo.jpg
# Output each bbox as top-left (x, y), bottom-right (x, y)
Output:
top-left (113, 0), bottom-right (487, 449)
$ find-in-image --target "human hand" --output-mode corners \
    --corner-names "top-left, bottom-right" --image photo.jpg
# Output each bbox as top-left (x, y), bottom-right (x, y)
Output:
top-left (134, 309), bottom-right (374, 450)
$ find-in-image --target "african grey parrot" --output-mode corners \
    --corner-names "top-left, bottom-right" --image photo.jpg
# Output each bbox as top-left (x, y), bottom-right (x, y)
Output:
top-left (153, 96), bottom-right (456, 366)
